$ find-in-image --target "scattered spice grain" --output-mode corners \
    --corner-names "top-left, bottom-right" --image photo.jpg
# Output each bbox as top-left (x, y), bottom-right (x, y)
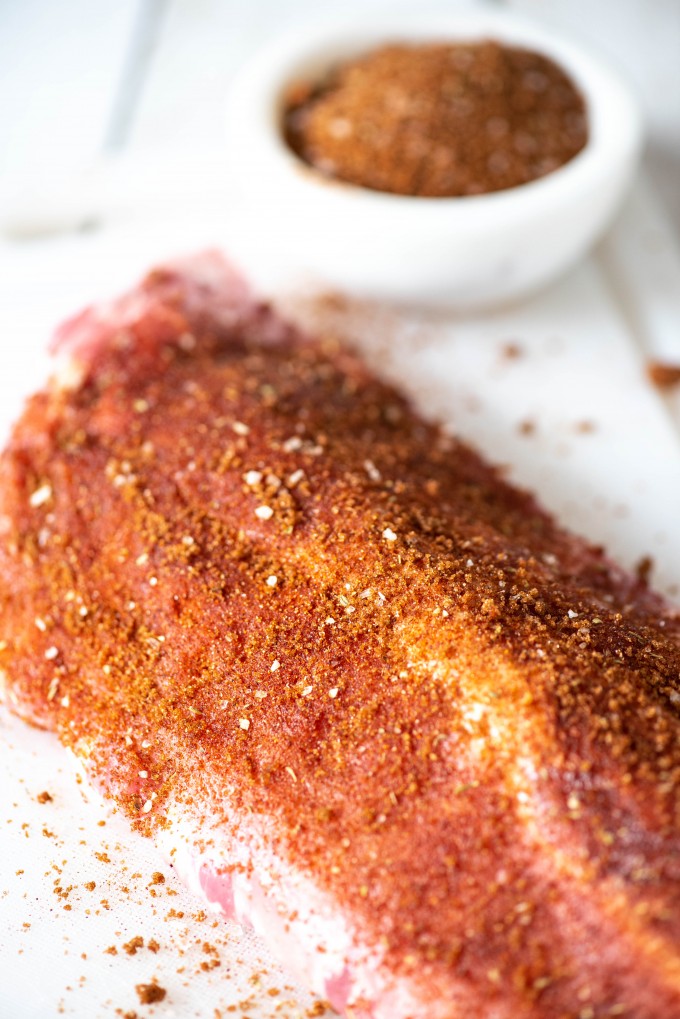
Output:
top-left (647, 361), bottom-right (680, 390)
top-left (500, 342), bottom-right (524, 361)
top-left (135, 980), bottom-right (166, 1005)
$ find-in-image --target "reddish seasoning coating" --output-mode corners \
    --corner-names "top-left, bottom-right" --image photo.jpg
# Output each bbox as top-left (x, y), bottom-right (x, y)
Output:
top-left (283, 41), bottom-right (588, 197)
top-left (1, 256), bottom-right (680, 1018)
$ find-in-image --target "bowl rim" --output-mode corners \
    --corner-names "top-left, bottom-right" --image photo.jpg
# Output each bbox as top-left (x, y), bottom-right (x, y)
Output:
top-left (226, 8), bottom-right (643, 229)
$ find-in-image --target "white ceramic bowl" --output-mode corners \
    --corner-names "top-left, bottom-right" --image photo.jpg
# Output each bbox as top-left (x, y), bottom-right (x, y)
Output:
top-left (224, 10), bottom-right (642, 309)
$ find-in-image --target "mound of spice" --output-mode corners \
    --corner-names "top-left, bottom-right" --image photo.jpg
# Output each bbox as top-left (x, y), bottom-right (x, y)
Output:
top-left (283, 40), bottom-right (588, 197)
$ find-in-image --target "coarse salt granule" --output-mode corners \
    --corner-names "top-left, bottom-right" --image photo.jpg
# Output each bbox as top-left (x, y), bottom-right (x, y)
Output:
top-left (29, 483), bottom-right (52, 508)
top-left (364, 460), bottom-right (382, 482)
top-left (255, 505), bottom-right (274, 521)
top-left (178, 331), bottom-right (196, 350)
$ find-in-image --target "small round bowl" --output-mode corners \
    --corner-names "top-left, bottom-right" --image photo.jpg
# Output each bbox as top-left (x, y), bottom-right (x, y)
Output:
top-left (224, 10), bottom-right (642, 309)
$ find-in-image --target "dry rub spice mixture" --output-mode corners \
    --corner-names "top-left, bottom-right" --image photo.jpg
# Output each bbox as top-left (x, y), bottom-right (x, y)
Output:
top-left (284, 41), bottom-right (588, 197)
top-left (1, 265), bottom-right (680, 1016)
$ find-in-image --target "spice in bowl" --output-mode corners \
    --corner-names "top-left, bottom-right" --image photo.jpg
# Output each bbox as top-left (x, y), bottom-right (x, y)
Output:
top-left (283, 40), bottom-right (588, 198)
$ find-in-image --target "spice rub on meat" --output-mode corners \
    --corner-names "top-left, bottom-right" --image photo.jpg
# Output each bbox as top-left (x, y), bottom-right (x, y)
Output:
top-left (1, 255), bottom-right (680, 1018)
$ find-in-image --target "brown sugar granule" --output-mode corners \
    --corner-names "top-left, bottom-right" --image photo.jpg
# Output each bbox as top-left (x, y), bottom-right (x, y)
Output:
top-left (135, 980), bottom-right (166, 1005)
top-left (36, 790), bottom-right (53, 803)
top-left (123, 936), bottom-right (144, 956)
top-left (647, 360), bottom-right (680, 390)
top-left (284, 41), bottom-right (588, 197)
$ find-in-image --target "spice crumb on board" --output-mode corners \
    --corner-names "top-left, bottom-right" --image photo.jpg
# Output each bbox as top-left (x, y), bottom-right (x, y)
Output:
top-left (500, 341), bottom-right (524, 361)
top-left (647, 360), bottom-right (680, 389)
top-left (135, 980), bottom-right (166, 1005)
top-left (517, 419), bottom-right (537, 436)
top-left (123, 936), bottom-right (145, 956)
top-left (36, 790), bottom-right (53, 803)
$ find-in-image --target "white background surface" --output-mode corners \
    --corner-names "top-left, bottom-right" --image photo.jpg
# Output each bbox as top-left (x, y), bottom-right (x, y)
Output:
top-left (2, 2), bottom-right (680, 1017)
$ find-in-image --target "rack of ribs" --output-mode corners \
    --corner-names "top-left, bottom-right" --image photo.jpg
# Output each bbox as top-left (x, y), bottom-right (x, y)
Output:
top-left (1, 254), bottom-right (679, 1019)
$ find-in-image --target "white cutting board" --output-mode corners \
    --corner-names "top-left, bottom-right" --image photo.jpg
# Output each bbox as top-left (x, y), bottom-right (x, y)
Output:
top-left (1, 178), bottom-right (680, 1019)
